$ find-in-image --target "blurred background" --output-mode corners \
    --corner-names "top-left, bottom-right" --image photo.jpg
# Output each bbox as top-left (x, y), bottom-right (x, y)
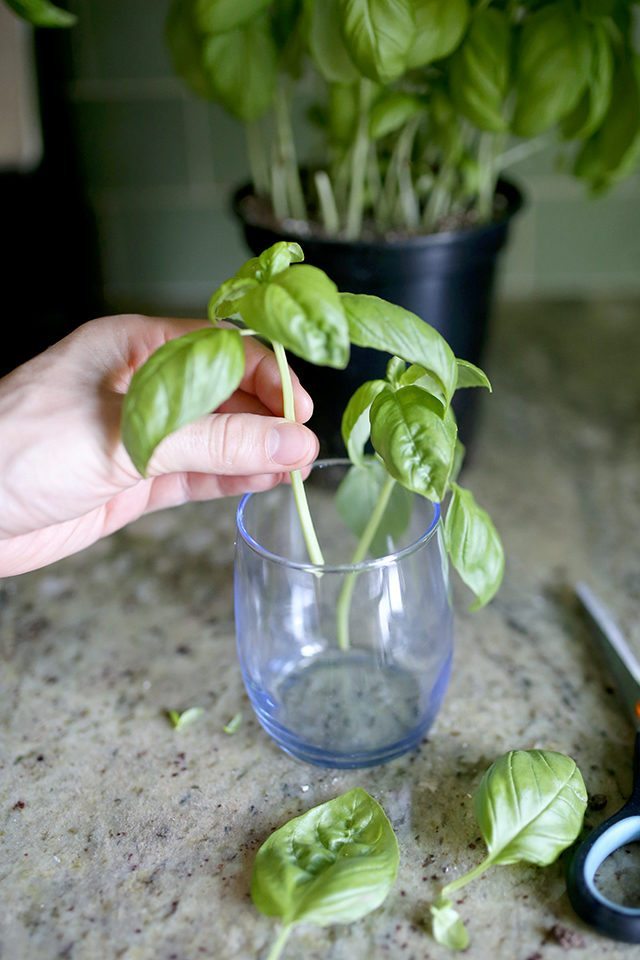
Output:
top-left (2, 0), bottom-right (639, 376)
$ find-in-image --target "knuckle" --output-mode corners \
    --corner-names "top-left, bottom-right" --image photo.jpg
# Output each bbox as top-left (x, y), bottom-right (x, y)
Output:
top-left (209, 414), bottom-right (247, 470)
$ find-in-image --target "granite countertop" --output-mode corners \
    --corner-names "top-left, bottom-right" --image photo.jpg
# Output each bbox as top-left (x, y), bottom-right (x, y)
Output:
top-left (2, 300), bottom-right (640, 960)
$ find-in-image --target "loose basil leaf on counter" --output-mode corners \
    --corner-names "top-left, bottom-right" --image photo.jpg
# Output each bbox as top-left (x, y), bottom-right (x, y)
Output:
top-left (430, 897), bottom-right (470, 951)
top-left (449, 7), bottom-right (511, 132)
top-left (341, 379), bottom-right (389, 464)
top-left (336, 457), bottom-right (413, 557)
top-left (406, 0), bottom-right (469, 70)
top-left (475, 751), bottom-right (588, 866)
top-left (121, 327), bottom-right (245, 476)
top-left (370, 386), bottom-right (457, 501)
top-left (431, 750), bottom-right (587, 950)
top-left (237, 265), bottom-right (350, 367)
top-left (443, 482), bottom-right (504, 609)
top-left (5, 0), bottom-right (76, 26)
top-left (512, 0), bottom-right (591, 137)
top-left (456, 358), bottom-right (491, 391)
top-left (340, 293), bottom-right (457, 403)
top-left (252, 787), bottom-right (399, 953)
top-left (339, 0), bottom-right (416, 84)
top-left (194, 0), bottom-right (270, 34)
top-left (203, 16), bottom-right (277, 122)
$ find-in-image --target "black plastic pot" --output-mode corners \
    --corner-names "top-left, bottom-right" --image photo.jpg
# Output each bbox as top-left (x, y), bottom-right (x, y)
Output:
top-left (232, 180), bottom-right (523, 451)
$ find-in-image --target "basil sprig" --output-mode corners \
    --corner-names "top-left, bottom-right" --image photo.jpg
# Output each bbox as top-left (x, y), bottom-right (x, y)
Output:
top-left (122, 241), bottom-right (504, 615)
top-left (252, 787), bottom-right (399, 959)
top-left (431, 750), bottom-right (588, 950)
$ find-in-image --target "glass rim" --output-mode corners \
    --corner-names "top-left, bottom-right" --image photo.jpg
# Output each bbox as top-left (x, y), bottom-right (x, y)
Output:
top-left (236, 458), bottom-right (442, 574)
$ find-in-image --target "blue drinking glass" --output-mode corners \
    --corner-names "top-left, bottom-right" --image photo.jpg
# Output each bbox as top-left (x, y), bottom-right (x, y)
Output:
top-left (234, 460), bottom-right (453, 768)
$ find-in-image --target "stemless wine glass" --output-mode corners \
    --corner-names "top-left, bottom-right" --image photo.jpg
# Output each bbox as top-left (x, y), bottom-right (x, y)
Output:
top-left (234, 460), bottom-right (453, 768)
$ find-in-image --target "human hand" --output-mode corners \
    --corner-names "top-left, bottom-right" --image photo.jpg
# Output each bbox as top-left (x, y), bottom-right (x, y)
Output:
top-left (0, 315), bottom-right (318, 576)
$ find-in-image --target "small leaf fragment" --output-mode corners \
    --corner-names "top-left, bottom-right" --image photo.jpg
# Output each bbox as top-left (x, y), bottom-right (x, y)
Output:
top-left (431, 897), bottom-right (470, 951)
top-left (167, 707), bottom-right (204, 730)
top-left (224, 712), bottom-right (243, 735)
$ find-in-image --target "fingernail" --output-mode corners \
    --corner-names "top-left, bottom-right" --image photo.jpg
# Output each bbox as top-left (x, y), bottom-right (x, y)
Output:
top-left (268, 424), bottom-right (316, 466)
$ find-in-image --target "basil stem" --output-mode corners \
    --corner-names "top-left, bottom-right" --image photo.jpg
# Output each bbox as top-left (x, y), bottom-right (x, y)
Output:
top-left (266, 925), bottom-right (292, 960)
top-left (441, 856), bottom-right (493, 898)
top-left (272, 342), bottom-right (324, 566)
top-left (336, 474), bottom-right (396, 651)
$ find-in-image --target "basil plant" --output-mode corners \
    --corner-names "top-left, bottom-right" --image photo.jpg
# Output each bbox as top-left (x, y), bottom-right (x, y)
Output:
top-left (164, 0), bottom-right (640, 238)
top-left (122, 241), bottom-right (504, 649)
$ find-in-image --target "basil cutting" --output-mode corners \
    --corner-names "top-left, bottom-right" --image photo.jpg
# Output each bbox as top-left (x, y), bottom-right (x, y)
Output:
top-left (252, 787), bottom-right (399, 959)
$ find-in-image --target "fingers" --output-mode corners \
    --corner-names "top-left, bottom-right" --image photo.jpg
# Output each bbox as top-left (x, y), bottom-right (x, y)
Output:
top-left (241, 339), bottom-right (313, 422)
top-left (215, 389), bottom-right (271, 417)
top-left (145, 411), bottom-right (319, 478)
top-left (91, 314), bottom-right (314, 422)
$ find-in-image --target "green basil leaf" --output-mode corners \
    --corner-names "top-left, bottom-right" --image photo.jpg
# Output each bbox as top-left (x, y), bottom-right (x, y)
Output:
top-left (370, 385), bottom-right (457, 501)
top-left (456, 358), bottom-right (491, 391)
top-left (203, 17), bottom-right (277, 121)
top-left (166, 0), bottom-right (216, 99)
top-left (306, 0), bottom-right (359, 83)
top-left (194, 0), bottom-right (270, 34)
top-left (121, 327), bottom-right (245, 475)
top-left (561, 20), bottom-right (614, 140)
top-left (338, 0), bottom-right (416, 84)
top-left (341, 380), bottom-right (389, 464)
top-left (251, 787), bottom-right (399, 926)
top-left (512, 1), bottom-right (591, 137)
top-left (582, 0), bottom-right (617, 14)
top-left (340, 293), bottom-right (457, 404)
top-left (208, 276), bottom-right (260, 320)
top-left (256, 240), bottom-right (305, 279)
top-left (443, 482), bottom-right (503, 608)
top-left (369, 92), bottom-right (424, 140)
top-left (237, 265), bottom-right (350, 367)
top-left (406, 0), bottom-right (469, 69)
top-left (272, 0), bottom-right (304, 52)
top-left (449, 8), bottom-right (511, 132)
top-left (430, 897), bottom-right (470, 951)
top-left (450, 439), bottom-right (465, 485)
top-left (385, 356), bottom-right (405, 385)
top-left (328, 82), bottom-right (360, 145)
top-left (336, 458), bottom-right (413, 557)
top-left (400, 364), bottom-right (446, 413)
top-left (209, 242), bottom-right (304, 319)
top-left (474, 750), bottom-right (588, 867)
top-left (573, 55), bottom-right (640, 191)
top-left (5, 0), bottom-right (76, 26)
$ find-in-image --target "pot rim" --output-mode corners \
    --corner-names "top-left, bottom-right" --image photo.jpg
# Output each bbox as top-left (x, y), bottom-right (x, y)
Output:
top-left (232, 176), bottom-right (524, 253)
top-left (236, 458), bottom-right (441, 574)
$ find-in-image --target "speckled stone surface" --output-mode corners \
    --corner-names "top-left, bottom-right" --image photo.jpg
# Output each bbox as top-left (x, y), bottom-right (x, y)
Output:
top-left (2, 300), bottom-right (640, 960)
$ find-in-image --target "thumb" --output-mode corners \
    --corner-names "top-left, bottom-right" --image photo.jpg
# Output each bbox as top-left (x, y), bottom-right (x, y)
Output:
top-left (144, 412), bottom-right (319, 477)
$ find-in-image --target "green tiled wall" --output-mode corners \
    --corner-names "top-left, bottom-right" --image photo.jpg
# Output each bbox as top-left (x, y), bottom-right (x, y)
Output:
top-left (63, 0), bottom-right (640, 313)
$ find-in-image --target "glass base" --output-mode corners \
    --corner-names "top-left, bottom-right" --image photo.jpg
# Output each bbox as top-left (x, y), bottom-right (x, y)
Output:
top-left (247, 649), bottom-right (452, 768)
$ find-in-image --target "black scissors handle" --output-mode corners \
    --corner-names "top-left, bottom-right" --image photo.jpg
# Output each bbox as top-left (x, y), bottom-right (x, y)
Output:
top-left (566, 733), bottom-right (640, 942)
